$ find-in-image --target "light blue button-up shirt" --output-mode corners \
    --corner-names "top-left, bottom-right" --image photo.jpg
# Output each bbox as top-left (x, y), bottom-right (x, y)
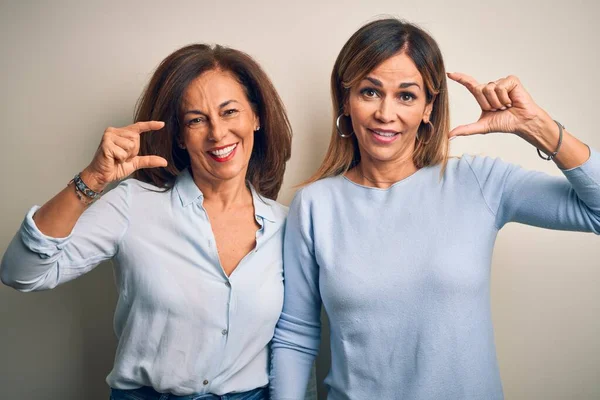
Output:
top-left (1, 169), bottom-right (288, 395)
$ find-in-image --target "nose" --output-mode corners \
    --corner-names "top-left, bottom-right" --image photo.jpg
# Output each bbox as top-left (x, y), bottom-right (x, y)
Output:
top-left (374, 97), bottom-right (397, 124)
top-left (208, 119), bottom-right (227, 142)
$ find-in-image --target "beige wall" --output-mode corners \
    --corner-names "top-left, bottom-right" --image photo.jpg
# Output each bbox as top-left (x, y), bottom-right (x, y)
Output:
top-left (1, 1), bottom-right (598, 399)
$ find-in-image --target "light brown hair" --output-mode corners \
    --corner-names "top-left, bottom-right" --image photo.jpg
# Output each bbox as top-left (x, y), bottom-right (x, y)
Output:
top-left (133, 44), bottom-right (292, 200)
top-left (306, 18), bottom-right (450, 183)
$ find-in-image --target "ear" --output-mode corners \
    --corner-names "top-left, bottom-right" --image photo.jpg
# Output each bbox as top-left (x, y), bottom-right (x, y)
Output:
top-left (342, 101), bottom-right (351, 117)
top-left (176, 135), bottom-right (186, 150)
top-left (423, 102), bottom-right (433, 124)
top-left (253, 113), bottom-right (260, 132)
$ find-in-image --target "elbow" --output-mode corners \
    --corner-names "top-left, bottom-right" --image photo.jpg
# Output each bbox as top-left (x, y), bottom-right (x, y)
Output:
top-left (0, 269), bottom-right (49, 292)
top-left (0, 256), bottom-right (21, 290)
top-left (0, 232), bottom-right (60, 292)
top-left (272, 314), bottom-right (321, 357)
top-left (0, 252), bottom-right (16, 287)
top-left (1, 263), bottom-right (32, 292)
top-left (0, 248), bottom-right (53, 293)
top-left (587, 209), bottom-right (600, 235)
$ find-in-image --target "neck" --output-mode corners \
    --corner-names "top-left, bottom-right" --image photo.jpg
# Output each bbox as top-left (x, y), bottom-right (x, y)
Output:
top-left (189, 166), bottom-right (252, 210)
top-left (353, 154), bottom-right (418, 189)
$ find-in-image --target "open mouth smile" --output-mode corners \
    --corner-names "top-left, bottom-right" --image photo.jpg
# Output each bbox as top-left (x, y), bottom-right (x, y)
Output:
top-left (368, 129), bottom-right (400, 143)
top-left (208, 143), bottom-right (238, 162)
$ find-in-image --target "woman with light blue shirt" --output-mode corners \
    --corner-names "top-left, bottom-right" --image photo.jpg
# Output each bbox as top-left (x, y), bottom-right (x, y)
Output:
top-left (270, 18), bottom-right (600, 399)
top-left (1, 44), bottom-right (292, 399)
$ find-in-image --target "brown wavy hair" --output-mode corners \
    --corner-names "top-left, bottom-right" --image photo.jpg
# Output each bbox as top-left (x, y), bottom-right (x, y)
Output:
top-left (306, 18), bottom-right (450, 184)
top-left (133, 44), bottom-right (292, 200)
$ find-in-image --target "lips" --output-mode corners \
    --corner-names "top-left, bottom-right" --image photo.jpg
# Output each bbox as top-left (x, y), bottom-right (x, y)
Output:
top-left (208, 143), bottom-right (238, 162)
top-left (368, 128), bottom-right (400, 144)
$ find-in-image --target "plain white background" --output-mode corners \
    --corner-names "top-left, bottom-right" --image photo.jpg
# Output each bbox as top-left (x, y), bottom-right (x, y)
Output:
top-left (1, 1), bottom-right (598, 399)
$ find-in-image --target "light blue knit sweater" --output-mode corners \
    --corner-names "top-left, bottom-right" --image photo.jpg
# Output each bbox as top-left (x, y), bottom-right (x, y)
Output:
top-left (271, 150), bottom-right (600, 400)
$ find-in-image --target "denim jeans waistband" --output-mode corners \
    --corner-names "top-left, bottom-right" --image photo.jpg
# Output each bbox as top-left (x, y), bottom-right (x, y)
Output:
top-left (110, 385), bottom-right (268, 400)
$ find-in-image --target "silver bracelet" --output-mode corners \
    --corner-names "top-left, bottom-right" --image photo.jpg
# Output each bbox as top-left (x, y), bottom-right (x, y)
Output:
top-left (537, 120), bottom-right (564, 161)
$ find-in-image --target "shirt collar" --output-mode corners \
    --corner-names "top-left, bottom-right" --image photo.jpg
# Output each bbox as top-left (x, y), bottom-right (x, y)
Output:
top-left (249, 184), bottom-right (277, 223)
top-left (175, 169), bottom-right (278, 223)
top-left (175, 168), bottom-right (203, 207)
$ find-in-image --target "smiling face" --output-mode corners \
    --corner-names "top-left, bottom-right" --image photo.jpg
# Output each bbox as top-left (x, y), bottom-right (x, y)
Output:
top-left (179, 69), bottom-right (259, 186)
top-left (346, 51), bottom-right (433, 168)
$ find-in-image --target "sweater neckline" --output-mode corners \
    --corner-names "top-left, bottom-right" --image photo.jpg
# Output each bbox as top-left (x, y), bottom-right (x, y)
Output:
top-left (341, 166), bottom-right (429, 191)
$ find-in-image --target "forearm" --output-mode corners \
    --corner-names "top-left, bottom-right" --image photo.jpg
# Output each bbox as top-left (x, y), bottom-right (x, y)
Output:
top-left (34, 169), bottom-right (106, 238)
top-left (270, 346), bottom-right (317, 400)
top-left (1, 178), bottom-right (129, 291)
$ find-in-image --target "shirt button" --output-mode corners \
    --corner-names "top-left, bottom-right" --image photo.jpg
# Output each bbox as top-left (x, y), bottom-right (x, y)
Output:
top-left (221, 329), bottom-right (228, 336)
top-left (225, 281), bottom-right (231, 288)
top-left (203, 379), bottom-right (209, 385)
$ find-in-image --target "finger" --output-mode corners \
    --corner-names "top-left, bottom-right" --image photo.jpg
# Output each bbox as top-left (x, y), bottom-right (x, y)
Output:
top-left (494, 83), bottom-right (512, 108)
top-left (112, 136), bottom-right (137, 158)
top-left (495, 76), bottom-right (520, 106)
top-left (482, 83), bottom-right (504, 110)
top-left (472, 85), bottom-right (494, 111)
top-left (109, 145), bottom-right (130, 163)
top-left (446, 72), bottom-right (480, 93)
top-left (114, 129), bottom-right (139, 140)
top-left (448, 121), bottom-right (489, 137)
top-left (448, 72), bottom-right (495, 110)
top-left (124, 120), bottom-right (165, 134)
top-left (132, 155), bottom-right (168, 170)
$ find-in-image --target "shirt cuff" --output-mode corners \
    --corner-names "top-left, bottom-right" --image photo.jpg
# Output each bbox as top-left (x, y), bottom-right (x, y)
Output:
top-left (20, 206), bottom-right (72, 258)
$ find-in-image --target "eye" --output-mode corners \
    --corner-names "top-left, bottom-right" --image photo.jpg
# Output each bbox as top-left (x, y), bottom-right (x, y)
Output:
top-left (187, 116), bottom-right (207, 127)
top-left (222, 108), bottom-right (239, 117)
top-left (399, 92), bottom-right (417, 102)
top-left (359, 88), bottom-right (379, 98)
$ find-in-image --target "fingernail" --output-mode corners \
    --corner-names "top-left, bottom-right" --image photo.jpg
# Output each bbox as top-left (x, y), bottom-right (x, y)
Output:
top-left (491, 109), bottom-right (497, 112)
top-left (449, 136), bottom-right (456, 141)
top-left (500, 107), bottom-right (507, 111)
top-left (506, 104), bottom-right (512, 108)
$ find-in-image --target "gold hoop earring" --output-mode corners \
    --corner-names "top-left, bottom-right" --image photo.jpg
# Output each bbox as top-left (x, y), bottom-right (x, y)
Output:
top-left (336, 114), bottom-right (354, 138)
top-left (416, 121), bottom-right (434, 144)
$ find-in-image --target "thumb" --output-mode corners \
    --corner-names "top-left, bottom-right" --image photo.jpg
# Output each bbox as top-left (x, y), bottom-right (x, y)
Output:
top-left (448, 120), bottom-right (489, 138)
top-left (132, 155), bottom-right (168, 170)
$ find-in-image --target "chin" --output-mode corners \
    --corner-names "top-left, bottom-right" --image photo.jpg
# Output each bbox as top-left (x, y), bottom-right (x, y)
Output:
top-left (210, 164), bottom-right (247, 182)
top-left (363, 148), bottom-right (402, 162)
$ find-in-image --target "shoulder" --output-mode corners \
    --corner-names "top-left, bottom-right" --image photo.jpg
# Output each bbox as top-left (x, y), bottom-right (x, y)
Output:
top-left (257, 194), bottom-right (289, 220)
top-left (285, 176), bottom-right (344, 219)
top-left (295, 176), bottom-right (344, 201)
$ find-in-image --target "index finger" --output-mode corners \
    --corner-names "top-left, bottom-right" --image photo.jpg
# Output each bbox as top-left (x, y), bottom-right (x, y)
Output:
top-left (126, 120), bottom-right (165, 134)
top-left (447, 72), bottom-right (480, 93)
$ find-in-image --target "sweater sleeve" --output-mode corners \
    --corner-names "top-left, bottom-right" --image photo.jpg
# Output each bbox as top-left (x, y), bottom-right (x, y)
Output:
top-left (0, 181), bottom-right (131, 291)
top-left (270, 189), bottom-right (322, 400)
top-left (465, 147), bottom-right (600, 233)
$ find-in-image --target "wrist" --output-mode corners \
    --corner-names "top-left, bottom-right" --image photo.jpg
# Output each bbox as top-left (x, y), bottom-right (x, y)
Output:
top-left (80, 168), bottom-right (109, 193)
top-left (520, 111), bottom-right (558, 150)
top-left (521, 110), bottom-right (558, 141)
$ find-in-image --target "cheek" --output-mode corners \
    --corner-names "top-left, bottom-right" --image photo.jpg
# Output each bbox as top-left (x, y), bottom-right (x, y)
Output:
top-left (348, 100), bottom-right (375, 124)
top-left (406, 107), bottom-right (426, 122)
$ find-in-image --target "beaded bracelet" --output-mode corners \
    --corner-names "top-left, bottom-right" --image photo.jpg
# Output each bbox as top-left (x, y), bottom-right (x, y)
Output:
top-left (68, 173), bottom-right (103, 205)
top-left (537, 120), bottom-right (564, 161)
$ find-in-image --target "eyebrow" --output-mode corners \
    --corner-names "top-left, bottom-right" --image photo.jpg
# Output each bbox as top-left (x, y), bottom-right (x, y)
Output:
top-left (363, 76), bottom-right (421, 90)
top-left (182, 99), bottom-right (240, 116)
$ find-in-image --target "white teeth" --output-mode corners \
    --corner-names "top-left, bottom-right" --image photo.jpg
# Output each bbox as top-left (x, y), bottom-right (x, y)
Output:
top-left (373, 130), bottom-right (397, 137)
top-left (209, 143), bottom-right (237, 157)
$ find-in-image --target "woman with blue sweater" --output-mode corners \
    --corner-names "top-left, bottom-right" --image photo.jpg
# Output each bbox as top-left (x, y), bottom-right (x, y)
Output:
top-left (270, 18), bottom-right (600, 399)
